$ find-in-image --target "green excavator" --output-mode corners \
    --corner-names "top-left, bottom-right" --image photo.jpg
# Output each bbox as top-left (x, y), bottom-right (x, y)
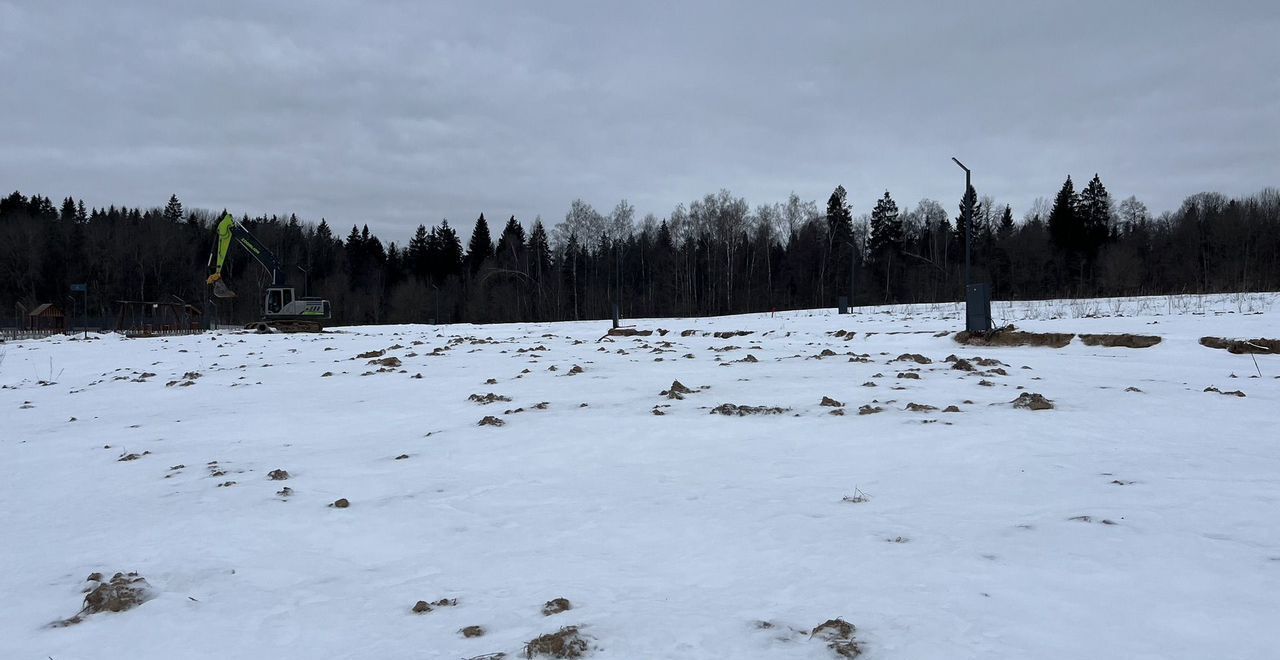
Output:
top-left (207, 212), bottom-right (332, 332)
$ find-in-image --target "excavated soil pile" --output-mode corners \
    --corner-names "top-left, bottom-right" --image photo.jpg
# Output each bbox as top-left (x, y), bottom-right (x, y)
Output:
top-left (1200, 337), bottom-right (1280, 354)
top-left (1080, 334), bottom-right (1162, 348)
top-left (955, 326), bottom-right (1074, 348)
top-left (606, 328), bottom-right (652, 337)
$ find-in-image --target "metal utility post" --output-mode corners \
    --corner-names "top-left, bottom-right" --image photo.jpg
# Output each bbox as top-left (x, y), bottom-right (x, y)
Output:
top-left (70, 283), bottom-right (87, 338)
top-left (849, 239), bottom-right (857, 310)
top-left (952, 157), bottom-right (972, 287)
top-left (952, 157), bottom-right (991, 333)
top-left (431, 283), bottom-right (440, 325)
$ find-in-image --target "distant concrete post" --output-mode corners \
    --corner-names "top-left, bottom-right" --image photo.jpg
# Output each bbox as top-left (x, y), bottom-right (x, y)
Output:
top-left (838, 296), bottom-right (848, 314)
top-left (612, 303), bottom-right (620, 329)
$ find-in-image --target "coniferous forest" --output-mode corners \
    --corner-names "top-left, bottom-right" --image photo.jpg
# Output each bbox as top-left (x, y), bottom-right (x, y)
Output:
top-left (2, 178), bottom-right (1278, 328)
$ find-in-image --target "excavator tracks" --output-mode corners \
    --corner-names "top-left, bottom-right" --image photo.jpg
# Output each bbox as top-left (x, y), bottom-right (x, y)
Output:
top-left (245, 320), bottom-right (324, 334)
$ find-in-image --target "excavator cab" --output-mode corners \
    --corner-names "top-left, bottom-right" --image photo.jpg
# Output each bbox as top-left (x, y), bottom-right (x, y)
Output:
top-left (265, 287), bottom-right (293, 314)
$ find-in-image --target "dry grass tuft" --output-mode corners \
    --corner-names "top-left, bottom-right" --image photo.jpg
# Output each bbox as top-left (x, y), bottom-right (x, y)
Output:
top-left (53, 572), bottom-right (153, 626)
top-left (524, 626), bottom-right (589, 658)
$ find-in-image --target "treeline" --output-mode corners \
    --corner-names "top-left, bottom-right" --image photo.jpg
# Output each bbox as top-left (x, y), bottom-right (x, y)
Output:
top-left (2, 178), bottom-right (1278, 328)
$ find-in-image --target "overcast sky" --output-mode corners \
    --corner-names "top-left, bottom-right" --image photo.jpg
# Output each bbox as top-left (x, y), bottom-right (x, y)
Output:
top-left (2, 1), bottom-right (1277, 242)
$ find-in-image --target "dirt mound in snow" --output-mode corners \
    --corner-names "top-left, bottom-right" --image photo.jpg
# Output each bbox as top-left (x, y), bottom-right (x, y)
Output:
top-left (661, 380), bottom-right (702, 399)
top-left (460, 625), bottom-right (486, 638)
top-left (53, 572), bottom-right (153, 626)
top-left (1012, 392), bottom-right (1054, 410)
top-left (820, 396), bottom-right (843, 407)
top-left (524, 626), bottom-right (590, 658)
top-left (811, 618), bottom-right (861, 658)
top-left (955, 326), bottom-right (1074, 348)
top-left (710, 403), bottom-right (789, 416)
top-left (478, 416), bottom-right (506, 427)
top-left (355, 349), bottom-right (384, 359)
top-left (1079, 333), bottom-right (1161, 348)
top-left (892, 353), bottom-right (932, 364)
top-left (413, 597), bottom-right (458, 613)
top-left (1200, 336), bottom-right (1280, 354)
top-left (469, 393), bottom-right (512, 404)
top-left (542, 597), bottom-right (572, 615)
top-left (714, 330), bottom-right (753, 338)
top-left (606, 328), bottom-right (651, 337)
top-left (370, 356), bottom-right (402, 368)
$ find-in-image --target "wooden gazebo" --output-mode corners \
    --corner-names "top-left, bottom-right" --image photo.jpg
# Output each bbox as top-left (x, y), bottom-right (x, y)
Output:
top-left (26, 303), bottom-right (66, 331)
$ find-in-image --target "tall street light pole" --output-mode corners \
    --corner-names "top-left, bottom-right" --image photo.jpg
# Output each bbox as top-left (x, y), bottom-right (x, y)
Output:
top-left (952, 156), bottom-right (991, 333)
top-left (951, 157), bottom-right (972, 288)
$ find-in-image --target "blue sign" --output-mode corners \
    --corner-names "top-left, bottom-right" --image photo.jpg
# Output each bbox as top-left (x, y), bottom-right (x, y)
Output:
top-left (70, 283), bottom-right (87, 293)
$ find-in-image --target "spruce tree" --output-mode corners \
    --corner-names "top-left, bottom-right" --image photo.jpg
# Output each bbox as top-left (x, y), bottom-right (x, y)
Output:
top-left (527, 219), bottom-right (551, 281)
top-left (60, 197), bottom-right (77, 223)
top-left (407, 224), bottom-right (430, 281)
top-left (1076, 174), bottom-right (1112, 255)
top-left (997, 205), bottom-right (1015, 241)
top-left (163, 194), bottom-right (183, 223)
top-left (869, 191), bottom-right (903, 261)
top-left (466, 214), bottom-right (493, 274)
top-left (436, 220), bottom-right (463, 278)
top-left (495, 215), bottom-right (526, 269)
top-left (826, 185), bottom-right (853, 244)
top-left (1048, 176), bottom-right (1080, 253)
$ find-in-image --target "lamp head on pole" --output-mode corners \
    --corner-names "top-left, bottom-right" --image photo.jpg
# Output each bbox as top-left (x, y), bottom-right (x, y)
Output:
top-left (951, 157), bottom-right (969, 174)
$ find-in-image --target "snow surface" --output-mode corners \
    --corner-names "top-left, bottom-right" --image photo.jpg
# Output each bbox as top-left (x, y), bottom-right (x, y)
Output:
top-left (2, 293), bottom-right (1279, 659)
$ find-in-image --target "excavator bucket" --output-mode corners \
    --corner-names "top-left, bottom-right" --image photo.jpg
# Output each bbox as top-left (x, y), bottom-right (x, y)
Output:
top-left (212, 280), bottom-right (237, 299)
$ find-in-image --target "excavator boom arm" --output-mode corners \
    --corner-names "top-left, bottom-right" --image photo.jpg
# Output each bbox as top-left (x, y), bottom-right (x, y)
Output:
top-left (207, 213), bottom-right (283, 286)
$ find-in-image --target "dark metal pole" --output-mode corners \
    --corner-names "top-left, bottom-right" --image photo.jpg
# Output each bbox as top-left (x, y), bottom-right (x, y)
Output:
top-left (952, 157), bottom-right (972, 288)
top-left (848, 240), bottom-right (856, 308)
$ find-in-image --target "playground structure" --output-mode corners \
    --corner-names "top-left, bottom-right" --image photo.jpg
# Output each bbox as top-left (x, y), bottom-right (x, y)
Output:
top-left (112, 300), bottom-right (203, 338)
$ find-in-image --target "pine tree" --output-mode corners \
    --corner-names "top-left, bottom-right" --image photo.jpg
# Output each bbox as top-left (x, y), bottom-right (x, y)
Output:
top-left (407, 224), bottom-right (430, 281)
top-left (495, 215), bottom-right (526, 269)
top-left (826, 185), bottom-right (853, 244)
top-left (527, 218), bottom-right (551, 281)
top-left (466, 214), bottom-right (493, 274)
top-left (997, 205), bottom-right (1015, 241)
top-left (60, 197), bottom-right (77, 223)
top-left (163, 194), bottom-right (183, 223)
top-left (954, 184), bottom-right (978, 247)
top-left (1048, 176), bottom-right (1080, 253)
top-left (869, 191), bottom-right (903, 261)
top-left (436, 220), bottom-right (463, 278)
top-left (1076, 174), bottom-right (1112, 255)
top-left (76, 199), bottom-right (87, 223)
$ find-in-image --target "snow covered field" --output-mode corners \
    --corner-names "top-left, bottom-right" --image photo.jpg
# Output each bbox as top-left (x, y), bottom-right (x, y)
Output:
top-left (2, 293), bottom-right (1279, 660)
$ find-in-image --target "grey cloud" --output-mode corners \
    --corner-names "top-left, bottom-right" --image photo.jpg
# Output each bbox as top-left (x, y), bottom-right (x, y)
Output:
top-left (2, 0), bottom-right (1277, 243)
